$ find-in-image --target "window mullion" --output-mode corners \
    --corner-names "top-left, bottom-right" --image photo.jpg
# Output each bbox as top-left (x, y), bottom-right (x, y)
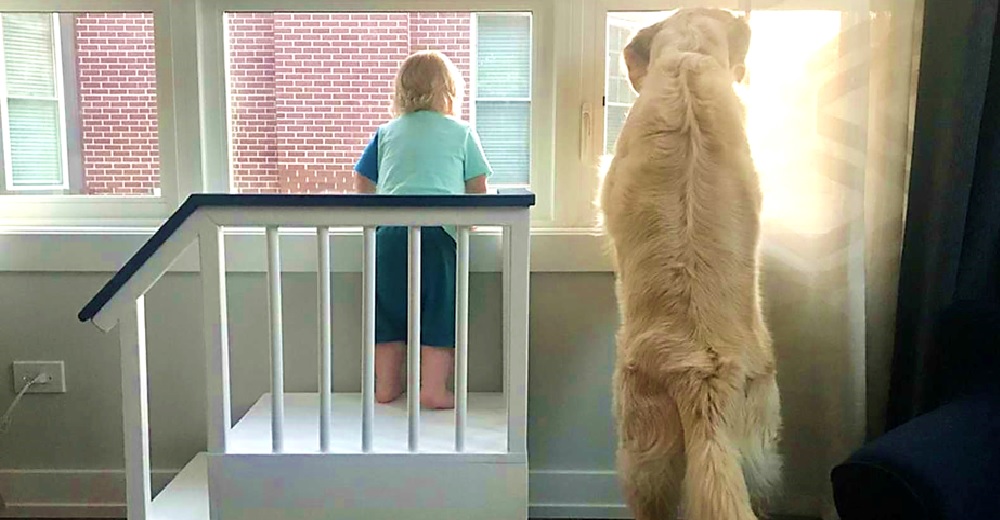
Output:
top-left (52, 12), bottom-right (70, 191)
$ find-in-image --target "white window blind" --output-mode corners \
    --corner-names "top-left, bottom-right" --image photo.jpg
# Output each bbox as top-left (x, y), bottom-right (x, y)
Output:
top-left (475, 13), bottom-right (530, 186)
top-left (1, 13), bottom-right (67, 190)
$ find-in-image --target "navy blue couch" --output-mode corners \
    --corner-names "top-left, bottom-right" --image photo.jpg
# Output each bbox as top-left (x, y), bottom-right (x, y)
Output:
top-left (830, 301), bottom-right (1000, 520)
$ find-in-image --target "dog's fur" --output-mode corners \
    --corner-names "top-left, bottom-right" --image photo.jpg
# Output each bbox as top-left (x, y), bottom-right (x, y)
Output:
top-left (597, 8), bottom-right (782, 520)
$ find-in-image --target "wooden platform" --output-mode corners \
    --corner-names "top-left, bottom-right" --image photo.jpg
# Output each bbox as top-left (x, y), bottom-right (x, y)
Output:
top-left (151, 392), bottom-right (511, 520)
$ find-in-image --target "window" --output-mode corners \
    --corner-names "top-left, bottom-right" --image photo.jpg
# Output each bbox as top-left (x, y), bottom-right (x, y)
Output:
top-left (601, 7), bottom-right (920, 231)
top-left (0, 11), bottom-right (160, 197)
top-left (0, 14), bottom-right (68, 192)
top-left (224, 11), bottom-right (532, 194)
top-left (473, 13), bottom-right (531, 186)
top-left (0, 1), bottom-right (919, 238)
top-left (604, 18), bottom-right (638, 155)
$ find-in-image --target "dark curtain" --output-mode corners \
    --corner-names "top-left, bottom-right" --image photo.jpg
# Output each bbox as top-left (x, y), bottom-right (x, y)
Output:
top-left (886, 0), bottom-right (1000, 429)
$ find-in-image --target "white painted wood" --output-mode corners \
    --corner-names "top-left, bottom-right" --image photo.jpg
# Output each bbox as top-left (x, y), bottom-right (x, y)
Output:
top-left (362, 226), bottom-right (376, 452)
top-left (455, 226), bottom-right (470, 452)
top-left (507, 216), bottom-right (531, 455)
top-left (317, 227), bottom-right (332, 452)
top-left (150, 454), bottom-right (209, 520)
top-left (228, 393), bottom-right (507, 454)
top-left (205, 206), bottom-right (523, 228)
top-left (502, 225), bottom-right (512, 453)
top-left (0, 0), bottom-right (161, 11)
top-left (264, 226), bottom-right (284, 453)
top-left (407, 226), bottom-right (421, 452)
top-left (199, 224), bottom-right (232, 453)
top-left (207, 452), bottom-right (528, 520)
top-left (91, 216), bottom-right (205, 331)
top-left (119, 296), bottom-right (151, 520)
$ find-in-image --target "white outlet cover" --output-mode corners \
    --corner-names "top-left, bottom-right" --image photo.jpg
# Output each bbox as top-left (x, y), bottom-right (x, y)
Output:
top-left (12, 361), bottom-right (66, 394)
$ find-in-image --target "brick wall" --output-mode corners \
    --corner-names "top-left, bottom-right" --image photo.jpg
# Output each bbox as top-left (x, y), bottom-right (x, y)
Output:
top-left (229, 12), bottom-right (473, 194)
top-left (228, 13), bottom-right (278, 193)
top-left (75, 13), bottom-right (159, 195)
top-left (73, 12), bottom-right (475, 195)
top-left (270, 12), bottom-right (409, 194)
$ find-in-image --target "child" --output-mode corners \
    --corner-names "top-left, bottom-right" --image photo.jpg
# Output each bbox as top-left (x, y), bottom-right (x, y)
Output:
top-left (353, 50), bottom-right (491, 409)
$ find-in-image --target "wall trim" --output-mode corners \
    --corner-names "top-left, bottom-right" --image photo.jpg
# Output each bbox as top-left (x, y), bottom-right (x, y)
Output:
top-left (0, 467), bottom-right (822, 518)
top-left (0, 468), bottom-right (176, 518)
top-left (0, 228), bottom-right (614, 273)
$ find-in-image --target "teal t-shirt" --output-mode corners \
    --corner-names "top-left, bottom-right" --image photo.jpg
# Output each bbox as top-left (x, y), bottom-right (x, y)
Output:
top-left (354, 110), bottom-right (493, 238)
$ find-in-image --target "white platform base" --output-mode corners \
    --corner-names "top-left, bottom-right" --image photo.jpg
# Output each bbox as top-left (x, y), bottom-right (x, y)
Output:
top-left (208, 452), bottom-right (527, 520)
top-left (229, 392), bottom-right (508, 453)
top-left (151, 392), bottom-right (525, 520)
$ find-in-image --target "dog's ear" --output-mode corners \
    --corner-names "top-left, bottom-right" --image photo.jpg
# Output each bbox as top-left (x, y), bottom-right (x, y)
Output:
top-left (623, 44), bottom-right (649, 93)
top-left (727, 14), bottom-right (751, 81)
top-left (622, 21), bottom-right (662, 93)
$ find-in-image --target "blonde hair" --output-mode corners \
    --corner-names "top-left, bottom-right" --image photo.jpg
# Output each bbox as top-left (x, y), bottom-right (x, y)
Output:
top-left (390, 50), bottom-right (465, 117)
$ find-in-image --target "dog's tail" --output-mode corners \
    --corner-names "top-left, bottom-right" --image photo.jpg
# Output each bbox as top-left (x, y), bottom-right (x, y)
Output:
top-left (675, 377), bottom-right (759, 520)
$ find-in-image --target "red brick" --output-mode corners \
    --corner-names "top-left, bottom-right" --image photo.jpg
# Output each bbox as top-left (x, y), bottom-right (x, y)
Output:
top-left (77, 11), bottom-right (481, 195)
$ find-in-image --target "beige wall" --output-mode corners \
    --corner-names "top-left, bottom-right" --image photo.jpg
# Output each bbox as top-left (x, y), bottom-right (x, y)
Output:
top-left (0, 270), bottom-right (829, 515)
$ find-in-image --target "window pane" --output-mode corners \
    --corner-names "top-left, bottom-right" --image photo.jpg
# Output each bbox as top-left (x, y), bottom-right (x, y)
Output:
top-left (604, 18), bottom-right (643, 154)
top-left (605, 103), bottom-right (630, 156)
top-left (476, 100), bottom-right (530, 185)
top-left (3, 14), bottom-right (57, 99)
top-left (226, 11), bottom-right (533, 194)
top-left (8, 98), bottom-right (62, 187)
top-left (0, 12), bottom-right (160, 195)
top-left (476, 14), bottom-right (530, 99)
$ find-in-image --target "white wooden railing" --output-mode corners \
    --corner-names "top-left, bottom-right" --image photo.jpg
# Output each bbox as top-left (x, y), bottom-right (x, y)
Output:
top-left (79, 191), bottom-right (534, 519)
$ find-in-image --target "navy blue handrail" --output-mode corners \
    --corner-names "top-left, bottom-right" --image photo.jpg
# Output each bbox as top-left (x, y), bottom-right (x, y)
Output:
top-left (78, 190), bottom-right (535, 324)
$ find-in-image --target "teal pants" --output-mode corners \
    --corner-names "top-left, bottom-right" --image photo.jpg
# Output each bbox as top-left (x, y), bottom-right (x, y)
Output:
top-left (374, 226), bottom-right (456, 347)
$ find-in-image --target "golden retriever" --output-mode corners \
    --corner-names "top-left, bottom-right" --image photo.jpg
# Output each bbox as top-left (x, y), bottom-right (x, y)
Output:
top-left (598, 8), bottom-right (782, 520)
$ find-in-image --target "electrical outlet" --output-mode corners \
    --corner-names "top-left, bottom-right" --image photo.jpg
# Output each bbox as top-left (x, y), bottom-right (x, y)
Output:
top-left (12, 361), bottom-right (66, 394)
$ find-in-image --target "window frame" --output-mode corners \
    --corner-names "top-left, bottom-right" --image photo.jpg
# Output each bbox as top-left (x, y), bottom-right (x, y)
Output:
top-left (204, 0), bottom-right (555, 224)
top-left (0, 0), bottom-right (186, 227)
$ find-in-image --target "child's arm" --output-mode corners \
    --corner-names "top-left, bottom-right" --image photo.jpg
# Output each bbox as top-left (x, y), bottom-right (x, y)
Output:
top-left (356, 175), bottom-right (377, 194)
top-left (353, 131), bottom-right (380, 193)
top-left (463, 128), bottom-right (493, 195)
top-left (465, 175), bottom-right (487, 194)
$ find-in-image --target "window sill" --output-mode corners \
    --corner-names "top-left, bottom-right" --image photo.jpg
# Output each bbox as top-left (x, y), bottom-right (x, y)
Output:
top-left (0, 226), bottom-right (613, 273)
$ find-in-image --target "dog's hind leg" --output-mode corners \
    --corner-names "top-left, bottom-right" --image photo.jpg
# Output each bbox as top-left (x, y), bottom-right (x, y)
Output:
top-left (738, 372), bottom-right (783, 516)
top-left (618, 444), bottom-right (684, 520)
top-left (673, 372), bottom-right (758, 520)
top-left (614, 367), bottom-right (685, 520)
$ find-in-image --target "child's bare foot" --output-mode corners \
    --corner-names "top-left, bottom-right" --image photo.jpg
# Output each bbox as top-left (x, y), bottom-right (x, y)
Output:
top-left (376, 380), bottom-right (404, 404)
top-left (420, 389), bottom-right (455, 409)
top-left (420, 345), bottom-right (455, 409)
top-left (375, 342), bottom-right (405, 403)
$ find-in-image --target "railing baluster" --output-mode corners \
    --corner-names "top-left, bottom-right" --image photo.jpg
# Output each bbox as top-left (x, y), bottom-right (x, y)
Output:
top-left (200, 225), bottom-right (232, 454)
top-left (318, 227), bottom-right (332, 453)
top-left (455, 226), bottom-right (470, 452)
top-left (265, 226), bottom-right (285, 453)
top-left (408, 226), bottom-right (421, 452)
top-left (506, 218), bottom-right (531, 455)
top-left (362, 226), bottom-right (376, 452)
top-left (120, 296), bottom-right (151, 520)
top-left (502, 224), bottom-right (511, 447)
